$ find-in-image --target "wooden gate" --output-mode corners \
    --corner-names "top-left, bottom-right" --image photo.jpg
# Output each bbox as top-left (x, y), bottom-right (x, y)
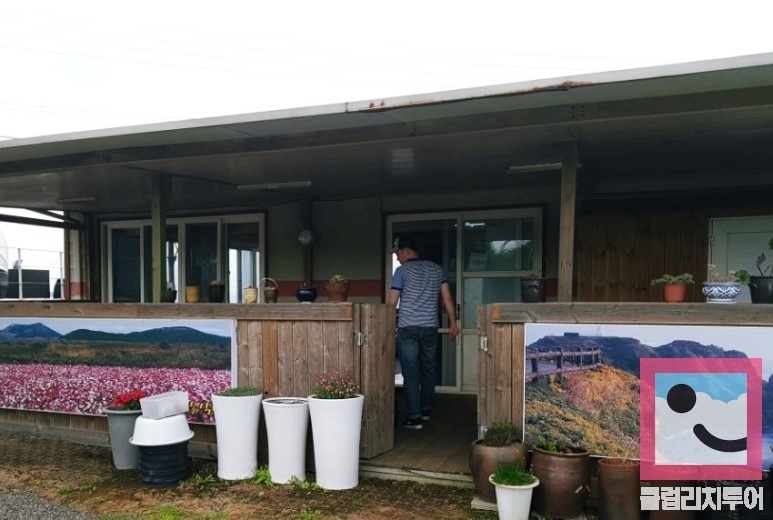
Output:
top-left (237, 303), bottom-right (395, 459)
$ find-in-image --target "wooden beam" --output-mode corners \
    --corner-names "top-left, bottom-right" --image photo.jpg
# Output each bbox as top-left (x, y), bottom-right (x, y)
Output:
top-left (558, 142), bottom-right (578, 302)
top-left (150, 174), bottom-right (168, 303)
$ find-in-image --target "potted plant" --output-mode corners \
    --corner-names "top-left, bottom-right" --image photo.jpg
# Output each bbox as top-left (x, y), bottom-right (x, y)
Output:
top-left (702, 264), bottom-right (746, 303)
top-left (307, 371), bottom-right (364, 489)
top-left (597, 456), bottom-right (640, 520)
top-left (469, 420), bottom-right (529, 503)
top-left (650, 273), bottom-right (694, 303)
top-left (295, 281), bottom-right (318, 303)
top-left (748, 238), bottom-right (773, 303)
top-left (208, 279), bottom-right (225, 303)
top-left (520, 269), bottom-right (543, 303)
top-left (488, 463), bottom-right (539, 520)
top-left (326, 274), bottom-right (349, 302)
top-left (211, 386), bottom-right (263, 480)
top-left (104, 389), bottom-right (145, 470)
top-left (530, 435), bottom-right (590, 519)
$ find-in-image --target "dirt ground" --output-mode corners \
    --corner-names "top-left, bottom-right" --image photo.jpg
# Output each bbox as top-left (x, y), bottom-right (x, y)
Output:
top-left (0, 432), bottom-right (499, 520)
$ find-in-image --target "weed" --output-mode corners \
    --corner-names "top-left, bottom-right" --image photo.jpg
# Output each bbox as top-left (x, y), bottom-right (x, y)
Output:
top-left (147, 505), bottom-right (185, 520)
top-left (191, 472), bottom-right (218, 489)
top-left (288, 476), bottom-right (319, 491)
top-left (251, 465), bottom-right (273, 486)
top-left (297, 504), bottom-right (323, 520)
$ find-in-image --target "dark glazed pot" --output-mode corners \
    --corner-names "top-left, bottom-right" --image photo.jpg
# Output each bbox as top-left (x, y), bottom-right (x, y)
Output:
top-left (295, 287), bottom-right (318, 302)
top-left (520, 279), bottom-right (543, 303)
top-left (531, 445), bottom-right (590, 519)
top-left (597, 458), bottom-right (640, 520)
top-left (208, 283), bottom-right (225, 303)
top-left (469, 440), bottom-right (529, 503)
top-left (749, 276), bottom-right (773, 303)
top-left (648, 480), bottom-right (696, 519)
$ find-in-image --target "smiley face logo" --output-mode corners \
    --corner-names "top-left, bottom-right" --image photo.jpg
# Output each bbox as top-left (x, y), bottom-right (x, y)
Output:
top-left (640, 357), bottom-right (761, 481)
top-left (666, 383), bottom-right (746, 452)
top-left (655, 373), bottom-right (747, 466)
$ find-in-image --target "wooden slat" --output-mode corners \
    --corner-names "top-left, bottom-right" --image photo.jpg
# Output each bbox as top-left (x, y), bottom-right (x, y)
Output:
top-left (261, 321), bottom-right (279, 396)
top-left (575, 215), bottom-right (594, 301)
top-left (591, 217), bottom-right (607, 301)
top-left (490, 302), bottom-right (773, 326)
top-left (619, 217), bottom-right (637, 302)
top-left (634, 215), bottom-right (653, 302)
top-left (511, 323), bottom-right (525, 438)
top-left (605, 216), bottom-right (624, 301)
top-left (0, 302), bottom-right (354, 320)
top-left (322, 321), bottom-right (340, 373)
top-left (291, 322), bottom-right (310, 397)
top-left (491, 323), bottom-right (513, 423)
top-left (307, 321), bottom-right (324, 397)
top-left (276, 321), bottom-right (294, 395)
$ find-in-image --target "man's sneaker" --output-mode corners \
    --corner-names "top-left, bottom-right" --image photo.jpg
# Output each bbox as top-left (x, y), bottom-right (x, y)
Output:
top-left (420, 410), bottom-right (431, 421)
top-left (403, 418), bottom-right (423, 430)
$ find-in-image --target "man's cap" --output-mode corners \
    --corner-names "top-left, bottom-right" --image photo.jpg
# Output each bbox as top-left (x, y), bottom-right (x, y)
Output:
top-left (390, 236), bottom-right (417, 253)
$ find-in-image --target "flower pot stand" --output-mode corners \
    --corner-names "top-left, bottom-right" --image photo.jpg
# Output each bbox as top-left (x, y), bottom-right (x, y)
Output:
top-left (263, 397), bottom-right (309, 483)
top-left (308, 394), bottom-right (364, 489)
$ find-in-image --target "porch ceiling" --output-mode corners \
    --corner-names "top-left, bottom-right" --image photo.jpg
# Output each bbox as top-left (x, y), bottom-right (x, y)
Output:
top-left (2, 55), bottom-right (773, 217)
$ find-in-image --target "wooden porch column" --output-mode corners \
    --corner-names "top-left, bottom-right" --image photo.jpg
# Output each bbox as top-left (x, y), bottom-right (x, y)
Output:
top-left (150, 174), bottom-right (169, 303)
top-left (558, 142), bottom-right (578, 302)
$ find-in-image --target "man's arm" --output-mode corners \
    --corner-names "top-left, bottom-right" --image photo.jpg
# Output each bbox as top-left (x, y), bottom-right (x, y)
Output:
top-left (440, 283), bottom-right (459, 339)
top-left (387, 288), bottom-right (401, 306)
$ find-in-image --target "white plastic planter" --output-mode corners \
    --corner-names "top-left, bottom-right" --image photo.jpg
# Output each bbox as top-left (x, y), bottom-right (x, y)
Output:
top-left (212, 392), bottom-right (263, 480)
top-left (140, 391), bottom-right (189, 419)
top-left (263, 397), bottom-right (309, 483)
top-left (307, 394), bottom-right (364, 490)
top-left (489, 475), bottom-right (540, 520)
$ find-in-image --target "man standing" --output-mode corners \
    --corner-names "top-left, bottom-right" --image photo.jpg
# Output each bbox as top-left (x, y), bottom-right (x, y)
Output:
top-left (388, 236), bottom-right (459, 430)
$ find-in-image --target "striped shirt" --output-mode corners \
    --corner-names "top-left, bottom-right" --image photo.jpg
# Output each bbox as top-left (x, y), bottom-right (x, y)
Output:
top-left (391, 258), bottom-right (447, 328)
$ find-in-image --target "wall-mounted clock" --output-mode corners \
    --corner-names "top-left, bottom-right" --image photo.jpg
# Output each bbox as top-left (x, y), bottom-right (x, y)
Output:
top-left (297, 228), bottom-right (317, 246)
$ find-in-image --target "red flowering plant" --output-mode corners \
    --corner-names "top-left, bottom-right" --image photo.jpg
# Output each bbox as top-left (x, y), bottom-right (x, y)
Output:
top-left (313, 371), bottom-right (359, 399)
top-left (111, 389), bottom-right (145, 411)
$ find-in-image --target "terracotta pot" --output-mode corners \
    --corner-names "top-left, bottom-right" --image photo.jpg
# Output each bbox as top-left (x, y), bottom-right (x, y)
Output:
top-left (469, 439), bottom-right (529, 503)
top-left (597, 458), bottom-right (640, 520)
top-left (663, 283), bottom-right (687, 303)
top-left (326, 282), bottom-right (349, 302)
top-left (530, 445), bottom-right (590, 519)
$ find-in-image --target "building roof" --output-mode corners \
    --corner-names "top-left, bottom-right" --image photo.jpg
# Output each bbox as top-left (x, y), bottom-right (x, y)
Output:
top-left (1, 52), bottom-right (773, 216)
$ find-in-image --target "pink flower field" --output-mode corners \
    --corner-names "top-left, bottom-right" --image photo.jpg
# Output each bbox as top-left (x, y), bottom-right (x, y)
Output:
top-left (0, 363), bottom-right (231, 423)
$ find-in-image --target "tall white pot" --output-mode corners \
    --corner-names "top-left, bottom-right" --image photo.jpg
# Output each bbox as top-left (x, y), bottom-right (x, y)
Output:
top-left (307, 394), bottom-right (364, 490)
top-left (212, 393), bottom-right (263, 480)
top-left (489, 475), bottom-right (539, 520)
top-left (263, 397), bottom-right (309, 483)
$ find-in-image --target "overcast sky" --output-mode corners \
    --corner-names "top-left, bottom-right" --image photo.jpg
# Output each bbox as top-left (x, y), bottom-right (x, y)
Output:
top-left (2, 1), bottom-right (773, 140)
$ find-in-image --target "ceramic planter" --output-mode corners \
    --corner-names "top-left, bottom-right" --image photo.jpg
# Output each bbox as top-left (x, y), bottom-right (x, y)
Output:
top-left (308, 394), bottom-right (364, 489)
top-left (212, 392), bottom-right (263, 480)
top-left (263, 397), bottom-right (309, 483)
top-left (105, 406), bottom-right (142, 469)
top-left (488, 475), bottom-right (539, 520)
top-left (208, 282), bottom-right (225, 302)
top-left (325, 282), bottom-right (349, 302)
top-left (469, 440), bottom-right (529, 503)
top-left (520, 279), bottom-right (543, 303)
top-left (702, 282), bottom-right (741, 303)
top-left (749, 276), bottom-right (773, 303)
top-left (597, 458), bottom-right (640, 520)
top-left (530, 445), bottom-right (590, 519)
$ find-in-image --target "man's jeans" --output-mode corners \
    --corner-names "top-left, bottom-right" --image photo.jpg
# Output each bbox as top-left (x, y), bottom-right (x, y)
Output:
top-left (397, 326), bottom-right (437, 420)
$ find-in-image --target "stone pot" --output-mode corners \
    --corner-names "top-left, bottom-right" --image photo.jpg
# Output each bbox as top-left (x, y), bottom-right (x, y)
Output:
top-left (530, 445), bottom-right (590, 519)
top-left (520, 279), bottom-right (543, 303)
